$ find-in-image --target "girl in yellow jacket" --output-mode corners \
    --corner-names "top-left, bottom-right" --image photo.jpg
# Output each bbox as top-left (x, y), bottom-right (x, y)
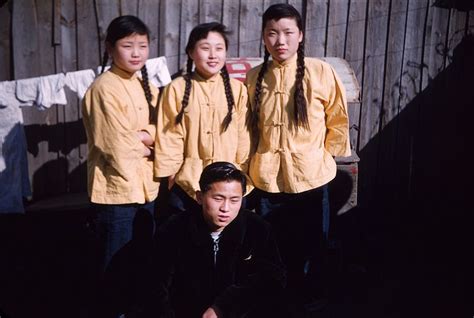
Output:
top-left (82, 16), bottom-right (159, 273)
top-left (154, 22), bottom-right (250, 214)
top-left (245, 3), bottom-right (351, 309)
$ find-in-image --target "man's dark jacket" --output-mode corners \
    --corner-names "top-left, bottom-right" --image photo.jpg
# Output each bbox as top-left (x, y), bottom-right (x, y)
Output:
top-left (145, 208), bottom-right (286, 317)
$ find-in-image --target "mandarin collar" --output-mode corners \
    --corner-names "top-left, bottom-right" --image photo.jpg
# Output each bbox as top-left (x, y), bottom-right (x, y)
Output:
top-left (110, 64), bottom-right (138, 80)
top-left (271, 53), bottom-right (298, 69)
top-left (193, 71), bottom-right (220, 83)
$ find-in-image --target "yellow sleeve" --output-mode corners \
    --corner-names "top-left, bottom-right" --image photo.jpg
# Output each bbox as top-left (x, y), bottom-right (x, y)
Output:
top-left (324, 65), bottom-right (351, 157)
top-left (154, 82), bottom-right (185, 177)
top-left (234, 82), bottom-right (250, 174)
top-left (83, 85), bottom-right (144, 178)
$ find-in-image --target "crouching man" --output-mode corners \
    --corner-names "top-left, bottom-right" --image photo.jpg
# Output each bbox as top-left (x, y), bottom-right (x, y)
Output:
top-left (145, 161), bottom-right (286, 318)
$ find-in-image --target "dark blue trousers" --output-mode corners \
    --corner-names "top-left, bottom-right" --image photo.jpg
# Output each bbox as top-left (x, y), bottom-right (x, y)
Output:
top-left (253, 185), bottom-right (329, 299)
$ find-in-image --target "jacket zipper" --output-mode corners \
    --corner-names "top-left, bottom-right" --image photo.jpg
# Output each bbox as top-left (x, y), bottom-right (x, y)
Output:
top-left (213, 237), bottom-right (220, 268)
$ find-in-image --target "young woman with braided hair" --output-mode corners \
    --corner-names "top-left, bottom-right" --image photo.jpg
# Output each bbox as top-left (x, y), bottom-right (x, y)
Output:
top-left (245, 3), bottom-right (351, 311)
top-left (82, 15), bottom-right (159, 275)
top-left (154, 22), bottom-right (251, 215)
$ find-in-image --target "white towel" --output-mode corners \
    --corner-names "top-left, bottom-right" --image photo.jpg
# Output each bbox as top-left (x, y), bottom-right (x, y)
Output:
top-left (64, 69), bottom-right (96, 100)
top-left (0, 81), bottom-right (18, 107)
top-left (16, 74), bottom-right (67, 110)
top-left (15, 77), bottom-right (39, 107)
top-left (38, 73), bottom-right (67, 109)
top-left (145, 57), bottom-right (172, 88)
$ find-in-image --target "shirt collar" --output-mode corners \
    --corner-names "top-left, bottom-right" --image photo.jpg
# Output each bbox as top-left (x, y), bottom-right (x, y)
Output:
top-left (110, 64), bottom-right (138, 80)
top-left (271, 53), bottom-right (298, 69)
top-left (193, 71), bottom-right (220, 83)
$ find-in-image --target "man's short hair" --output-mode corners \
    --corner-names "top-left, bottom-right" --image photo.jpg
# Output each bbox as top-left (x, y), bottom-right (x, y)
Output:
top-left (199, 162), bottom-right (247, 195)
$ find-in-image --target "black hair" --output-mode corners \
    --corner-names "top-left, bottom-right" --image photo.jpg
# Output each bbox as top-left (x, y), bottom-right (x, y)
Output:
top-left (251, 3), bottom-right (308, 133)
top-left (199, 162), bottom-right (247, 195)
top-left (101, 15), bottom-right (156, 124)
top-left (175, 22), bottom-right (235, 132)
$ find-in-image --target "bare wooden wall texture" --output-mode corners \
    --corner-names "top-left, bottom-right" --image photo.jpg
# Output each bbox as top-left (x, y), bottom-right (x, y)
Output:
top-left (0, 0), bottom-right (472, 210)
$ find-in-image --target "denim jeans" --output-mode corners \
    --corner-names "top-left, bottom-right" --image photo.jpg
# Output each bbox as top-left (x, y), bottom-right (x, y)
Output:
top-left (92, 201), bottom-right (155, 272)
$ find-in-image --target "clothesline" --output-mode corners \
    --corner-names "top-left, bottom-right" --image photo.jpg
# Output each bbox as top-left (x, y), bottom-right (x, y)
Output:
top-left (0, 56), bottom-right (172, 111)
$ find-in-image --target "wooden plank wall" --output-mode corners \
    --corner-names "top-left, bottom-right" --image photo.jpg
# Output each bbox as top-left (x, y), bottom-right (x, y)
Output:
top-left (0, 0), bottom-right (472, 212)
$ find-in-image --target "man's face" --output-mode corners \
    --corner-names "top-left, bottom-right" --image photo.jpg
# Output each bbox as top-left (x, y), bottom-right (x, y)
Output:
top-left (197, 180), bottom-right (243, 232)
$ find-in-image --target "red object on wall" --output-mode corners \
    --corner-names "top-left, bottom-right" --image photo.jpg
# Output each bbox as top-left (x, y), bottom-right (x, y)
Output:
top-left (225, 58), bottom-right (263, 82)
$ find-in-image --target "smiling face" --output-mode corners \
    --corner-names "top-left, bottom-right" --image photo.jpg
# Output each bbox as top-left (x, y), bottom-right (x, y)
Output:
top-left (189, 31), bottom-right (227, 79)
top-left (263, 17), bottom-right (303, 63)
top-left (197, 180), bottom-right (243, 232)
top-left (108, 33), bottom-right (149, 74)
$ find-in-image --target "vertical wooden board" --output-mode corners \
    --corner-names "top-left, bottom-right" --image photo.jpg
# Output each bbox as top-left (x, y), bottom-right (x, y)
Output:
top-left (12, 0), bottom-right (40, 79)
top-left (396, 1), bottom-right (430, 202)
top-left (52, 0), bottom-right (68, 195)
top-left (359, 0), bottom-right (390, 150)
top-left (356, 0), bottom-right (389, 209)
top-left (76, 0), bottom-right (99, 170)
top-left (263, 0), bottom-right (285, 11)
top-left (422, 2), bottom-right (449, 90)
top-left (344, 0), bottom-right (367, 92)
top-left (36, 0), bottom-right (56, 75)
top-left (287, 0), bottom-right (304, 17)
top-left (381, 0), bottom-right (407, 128)
top-left (199, 0), bottom-right (223, 23)
top-left (77, 0), bottom-right (100, 70)
top-left (95, 0), bottom-right (120, 56)
top-left (61, 0), bottom-right (85, 192)
top-left (399, 0), bottom-right (429, 110)
top-left (120, 0), bottom-right (138, 16)
top-left (0, 4), bottom-right (11, 81)
top-left (222, 0), bottom-right (240, 57)
top-left (38, 0), bottom-right (65, 196)
top-left (138, 0), bottom-right (161, 59)
top-left (159, 0), bottom-right (182, 75)
top-left (53, 0), bottom-right (61, 45)
top-left (344, 0), bottom-right (366, 153)
top-left (445, 9), bottom-right (468, 67)
top-left (326, 0), bottom-right (349, 57)
top-left (180, 0), bottom-right (199, 71)
top-left (14, 0), bottom-right (65, 198)
top-left (238, 0), bottom-right (264, 57)
top-left (305, 0), bottom-right (328, 57)
top-left (420, 0), bottom-right (433, 92)
top-left (376, 0), bottom-right (408, 204)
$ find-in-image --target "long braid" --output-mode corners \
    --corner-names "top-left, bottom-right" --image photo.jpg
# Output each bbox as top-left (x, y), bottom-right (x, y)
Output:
top-left (140, 66), bottom-right (156, 124)
top-left (100, 51), bottom-right (109, 74)
top-left (294, 42), bottom-right (309, 129)
top-left (220, 65), bottom-right (235, 132)
top-left (175, 58), bottom-right (194, 125)
top-left (250, 50), bottom-right (270, 137)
